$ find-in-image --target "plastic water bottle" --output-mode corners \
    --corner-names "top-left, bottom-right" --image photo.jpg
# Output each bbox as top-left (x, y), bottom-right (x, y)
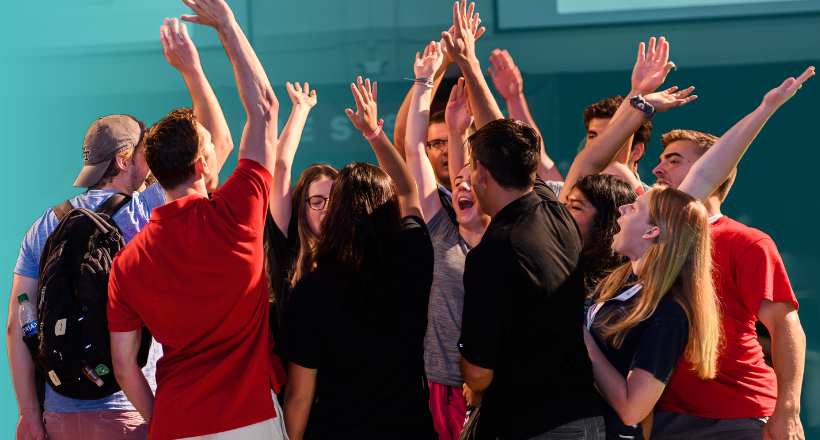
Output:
top-left (18, 293), bottom-right (38, 338)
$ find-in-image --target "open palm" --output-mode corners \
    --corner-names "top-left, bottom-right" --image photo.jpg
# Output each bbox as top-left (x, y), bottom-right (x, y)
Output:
top-left (446, 77), bottom-right (473, 134)
top-left (762, 66), bottom-right (815, 110)
top-left (632, 37), bottom-right (676, 95)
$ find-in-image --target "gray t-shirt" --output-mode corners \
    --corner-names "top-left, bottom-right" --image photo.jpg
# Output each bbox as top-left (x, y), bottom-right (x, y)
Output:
top-left (14, 184), bottom-right (166, 412)
top-left (423, 208), bottom-right (473, 387)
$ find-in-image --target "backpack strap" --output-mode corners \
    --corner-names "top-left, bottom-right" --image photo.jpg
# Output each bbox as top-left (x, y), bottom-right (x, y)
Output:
top-left (95, 193), bottom-right (133, 217)
top-left (52, 201), bottom-right (74, 223)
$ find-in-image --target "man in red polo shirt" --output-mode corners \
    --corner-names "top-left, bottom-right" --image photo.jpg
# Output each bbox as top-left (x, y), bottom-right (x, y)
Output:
top-left (107, 0), bottom-right (286, 439)
top-left (650, 127), bottom-right (806, 440)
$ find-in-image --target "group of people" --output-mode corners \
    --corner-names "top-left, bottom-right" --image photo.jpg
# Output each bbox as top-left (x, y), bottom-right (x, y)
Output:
top-left (6, 0), bottom-right (811, 439)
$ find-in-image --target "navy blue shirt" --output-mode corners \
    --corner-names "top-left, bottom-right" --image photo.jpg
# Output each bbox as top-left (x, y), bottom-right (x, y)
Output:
top-left (589, 274), bottom-right (690, 440)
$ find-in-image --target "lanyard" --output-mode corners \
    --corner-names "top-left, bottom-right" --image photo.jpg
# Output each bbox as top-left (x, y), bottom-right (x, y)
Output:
top-left (585, 283), bottom-right (643, 331)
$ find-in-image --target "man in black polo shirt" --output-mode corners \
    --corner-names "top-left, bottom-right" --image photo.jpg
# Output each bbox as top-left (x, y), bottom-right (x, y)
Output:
top-left (458, 119), bottom-right (602, 439)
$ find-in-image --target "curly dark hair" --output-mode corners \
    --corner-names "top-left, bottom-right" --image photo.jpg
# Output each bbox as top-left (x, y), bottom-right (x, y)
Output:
top-left (144, 108), bottom-right (203, 190)
top-left (572, 174), bottom-right (638, 293)
top-left (583, 95), bottom-right (652, 165)
top-left (468, 119), bottom-right (541, 191)
top-left (305, 162), bottom-right (403, 329)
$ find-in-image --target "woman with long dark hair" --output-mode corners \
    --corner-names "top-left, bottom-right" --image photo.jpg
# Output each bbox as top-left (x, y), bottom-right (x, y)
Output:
top-left (564, 174), bottom-right (637, 294)
top-left (277, 77), bottom-right (437, 440)
top-left (264, 82), bottom-right (338, 333)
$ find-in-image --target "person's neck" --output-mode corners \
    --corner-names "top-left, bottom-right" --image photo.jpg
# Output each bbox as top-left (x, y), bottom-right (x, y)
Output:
top-left (437, 178), bottom-right (451, 193)
top-left (165, 180), bottom-right (208, 203)
top-left (459, 217), bottom-right (490, 247)
top-left (484, 186), bottom-right (531, 218)
top-left (97, 179), bottom-right (133, 195)
top-left (630, 256), bottom-right (643, 275)
top-left (704, 195), bottom-right (722, 218)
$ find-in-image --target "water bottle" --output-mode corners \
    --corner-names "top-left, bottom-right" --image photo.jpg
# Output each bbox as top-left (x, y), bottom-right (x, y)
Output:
top-left (18, 293), bottom-right (38, 338)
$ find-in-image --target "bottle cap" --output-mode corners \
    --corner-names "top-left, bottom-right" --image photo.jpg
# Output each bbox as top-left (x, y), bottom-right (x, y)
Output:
top-left (17, 293), bottom-right (29, 303)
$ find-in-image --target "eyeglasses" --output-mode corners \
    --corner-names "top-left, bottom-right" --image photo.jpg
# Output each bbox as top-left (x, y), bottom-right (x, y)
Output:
top-left (426, 139), bottom-right (448, 152)
top-left (305, 195), bottom-right (330, 211)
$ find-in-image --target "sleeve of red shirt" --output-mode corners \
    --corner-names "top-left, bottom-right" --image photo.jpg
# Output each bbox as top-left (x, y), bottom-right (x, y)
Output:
top-left (107, 259), bottom-right (144, 332)
top-left (211, 159), bottom-right (273, 234)
top-left (735, 237), bottom-right (798, 316)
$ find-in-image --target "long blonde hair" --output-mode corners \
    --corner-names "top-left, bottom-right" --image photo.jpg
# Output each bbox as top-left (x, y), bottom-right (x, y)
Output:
top-left (593, 186), bottom-right (722, 379)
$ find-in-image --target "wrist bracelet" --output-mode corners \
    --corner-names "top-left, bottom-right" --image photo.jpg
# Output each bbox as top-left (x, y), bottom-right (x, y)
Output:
top-left (364, 118), bottom-right (385, 140)
top-left (629, 95), bottom-right (656, 119)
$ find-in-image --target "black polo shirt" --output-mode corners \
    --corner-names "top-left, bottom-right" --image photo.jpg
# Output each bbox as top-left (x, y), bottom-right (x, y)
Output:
top-left (458, 177), bottom-right (601, 440)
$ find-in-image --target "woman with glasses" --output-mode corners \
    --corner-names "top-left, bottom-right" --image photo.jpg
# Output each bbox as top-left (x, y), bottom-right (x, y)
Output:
top-left (264, 82), bottom-right (338, 336)
top-left (277, 76), bottom-right (438, 439)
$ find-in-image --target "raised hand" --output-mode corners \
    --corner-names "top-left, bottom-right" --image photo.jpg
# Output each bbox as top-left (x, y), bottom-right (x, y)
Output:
top-left (180, 0), bottom-right (235, 30)
top-left (160, 17), bottom-right (201, 76)
top-left (446, 77), bottom-right (473, 134)
top-left (644, 86), bottom-right (697, 112)
top-left (414, 41), bottom-right (444, 80)
top-left (286, 82), bottom-right (317, 109)
top-left (441, 1), bottom-right (481, 67)
top-left (631, 37), bottom-right (676, 95)
top-left (440, 8), bottom-right (485, 66)
top-left (345, 76), bottom-right (380, 134)
top-left (761, 66), bottom-right (815, 111)
top-left (487, 49), bottom-right (523, 101)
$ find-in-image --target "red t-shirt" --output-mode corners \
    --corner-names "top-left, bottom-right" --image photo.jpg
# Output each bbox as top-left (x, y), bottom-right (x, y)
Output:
top-left (108, 160), bottom-right (285, 440)
top-left (657, 216), bottom-right (798, 418)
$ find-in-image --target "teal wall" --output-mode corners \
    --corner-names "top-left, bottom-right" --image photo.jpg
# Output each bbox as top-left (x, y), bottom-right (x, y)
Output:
top-left (2, 0), bottom-right (819, 437)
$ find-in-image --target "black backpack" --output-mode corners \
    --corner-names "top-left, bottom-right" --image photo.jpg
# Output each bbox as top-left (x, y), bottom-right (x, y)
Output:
top-left (23, 193), bottom-right (152, 400)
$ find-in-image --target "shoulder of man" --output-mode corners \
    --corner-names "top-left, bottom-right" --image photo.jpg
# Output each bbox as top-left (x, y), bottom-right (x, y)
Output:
top-left (712, 216), bottom-right (775, 251)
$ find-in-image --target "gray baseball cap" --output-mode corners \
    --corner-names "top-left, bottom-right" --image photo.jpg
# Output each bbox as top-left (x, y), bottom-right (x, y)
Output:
top-left (73, 115), bottom-right (145, 188)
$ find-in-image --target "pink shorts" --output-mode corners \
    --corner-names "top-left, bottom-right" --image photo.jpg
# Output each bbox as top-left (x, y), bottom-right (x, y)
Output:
top-left (429, 381), bottom-right (468, 440)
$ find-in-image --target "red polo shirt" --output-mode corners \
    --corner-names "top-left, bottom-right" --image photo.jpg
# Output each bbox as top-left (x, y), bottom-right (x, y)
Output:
top-left (108, 159), bottom-right (285, 440)
top-left (658, 216), bottom-right (798, 418)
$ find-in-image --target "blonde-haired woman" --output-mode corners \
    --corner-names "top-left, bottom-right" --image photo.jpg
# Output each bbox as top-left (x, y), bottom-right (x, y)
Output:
top-left (582, 67), bottom-right (814, 440)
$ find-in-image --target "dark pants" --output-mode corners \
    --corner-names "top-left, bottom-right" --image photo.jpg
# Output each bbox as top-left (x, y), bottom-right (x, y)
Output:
top-left (526, 416), bottom-right (605, 440)
top-left (651, 410), bottom-right (768, 440)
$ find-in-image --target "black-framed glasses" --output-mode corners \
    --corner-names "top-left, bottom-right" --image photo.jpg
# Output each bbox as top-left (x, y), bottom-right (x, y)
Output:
top-left (306, 195), bottom-right (330, 211)
top-left (426, 139), bottom-right (448, 152)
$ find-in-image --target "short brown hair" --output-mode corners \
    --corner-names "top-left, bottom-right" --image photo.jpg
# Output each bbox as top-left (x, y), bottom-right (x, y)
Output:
top-left (429, 109), bottom-right (446, 127)
top-left (144, 108), bottom-right (203, 190)
top-left (661, 129), bottom-right (737, 201)
top-left (88, 119), bottom-right (146, 190)
top-left (88, 149), bottom-right (134, 190)
top-left (583, 95), bottom-right (652, 165)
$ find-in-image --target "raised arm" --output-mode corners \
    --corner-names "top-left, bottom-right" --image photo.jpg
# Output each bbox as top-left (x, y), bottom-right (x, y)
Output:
top-left (559, 87), bottom-right (696, 203)
top-left (679, 67), bottom-right (814, 202)
top-left (406, 42), bottom-right (445, 221)
top-left (270, 83), bottom-right (317, 236)
top-left (181, 0), bottom-right (278, 172)
top-left (574, 37), bottom-right (675, 182)
top-left (393, 17), bottom-right (484, 160)
top-left (445, 77), bottom-right (474, 186)
top-left (442, 1), bottom-right (503, 129)
top-left (160, 17), bottom-right (234, 174)
top-left (488, 49), bottom-right (563, 182)
top-left (610, 37), bottom-right (678, 125)
top-left (346, 77), bottom-right (424, 221)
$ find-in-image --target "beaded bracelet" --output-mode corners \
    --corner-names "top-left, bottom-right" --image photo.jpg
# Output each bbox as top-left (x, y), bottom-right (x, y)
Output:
top-left (406, 77), bottom-right (435, 89)
top-left (364, 118), bottom-right (385, 140)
